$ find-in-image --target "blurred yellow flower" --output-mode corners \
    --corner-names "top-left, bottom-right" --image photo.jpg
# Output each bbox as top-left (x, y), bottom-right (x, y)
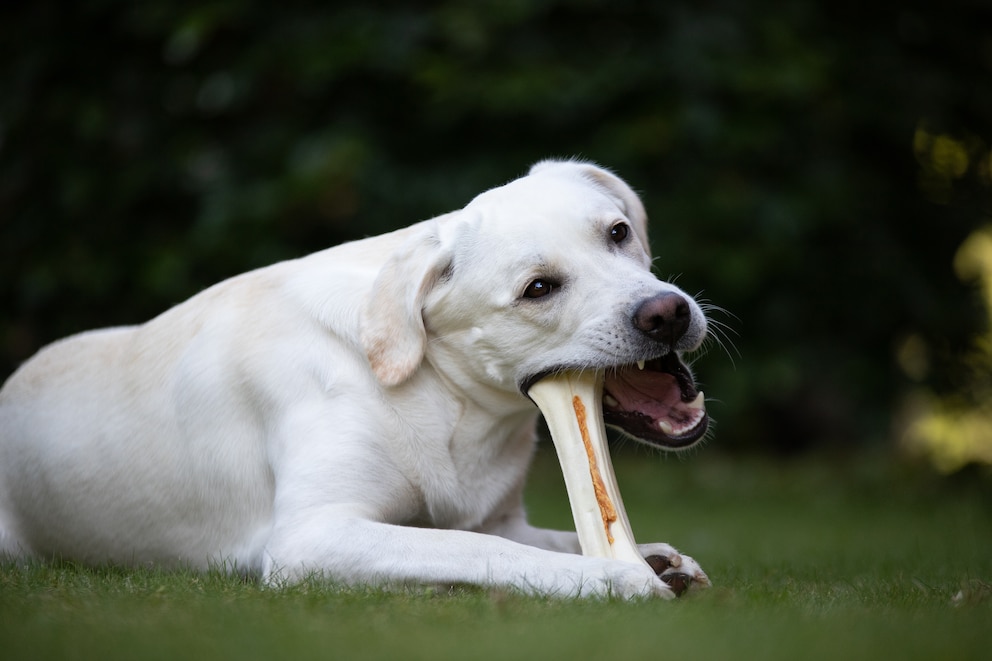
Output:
top-left (904, 225), bottom-right (992, 472)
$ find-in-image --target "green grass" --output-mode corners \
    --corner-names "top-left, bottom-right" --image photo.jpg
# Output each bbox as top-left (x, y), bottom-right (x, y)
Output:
top-left (2, 447), bottom-right (990, 661)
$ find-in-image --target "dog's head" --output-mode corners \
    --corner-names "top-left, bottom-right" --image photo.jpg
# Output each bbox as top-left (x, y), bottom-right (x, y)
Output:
top-left (360, 159), bottom-right (708, 449)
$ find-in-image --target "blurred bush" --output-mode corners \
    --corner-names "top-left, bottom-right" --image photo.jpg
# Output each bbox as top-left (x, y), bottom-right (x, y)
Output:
top-left (902, 226), bottom-right (992, 472)
top-left (2, 0), bottom-right (990, 461)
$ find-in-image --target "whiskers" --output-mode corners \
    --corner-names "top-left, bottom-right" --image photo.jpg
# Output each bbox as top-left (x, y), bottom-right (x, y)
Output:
top-left (654, 268), bottom-right (739, 368)
top-left (693, 294), bottom-right (740, 368)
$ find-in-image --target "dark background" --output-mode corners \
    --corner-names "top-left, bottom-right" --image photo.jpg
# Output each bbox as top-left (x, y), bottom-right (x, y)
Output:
top-left (3, 0), bottom-right (991, 464)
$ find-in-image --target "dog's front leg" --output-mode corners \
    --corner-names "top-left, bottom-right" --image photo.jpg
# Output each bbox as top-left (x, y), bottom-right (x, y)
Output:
top-left (261, 511), bottom-right (674, 599)
top-left (473, 483), bottom-right (581, 554)
top-left (482, 515), bottom-right (582, 554)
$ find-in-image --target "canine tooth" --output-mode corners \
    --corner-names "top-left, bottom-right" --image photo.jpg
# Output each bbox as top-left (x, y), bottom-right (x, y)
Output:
top-left (528, 370), bottom-right (648, 569)
top-left (657, 420), bottom-right (674, 435)
top-left (604, 394), bottom-right (619, 408)
top-left (636, 360), bottom-right (645, 371)
top-left (687, 391), bottom-right (706, 410)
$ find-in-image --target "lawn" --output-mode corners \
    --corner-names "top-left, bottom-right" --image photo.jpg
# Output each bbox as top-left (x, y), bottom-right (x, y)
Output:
top-left (2, 446), bottom-right (989, 661)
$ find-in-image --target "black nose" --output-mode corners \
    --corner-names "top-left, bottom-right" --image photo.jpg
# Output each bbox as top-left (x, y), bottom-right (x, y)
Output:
top-left (632, 292), bottom-right (691, 346)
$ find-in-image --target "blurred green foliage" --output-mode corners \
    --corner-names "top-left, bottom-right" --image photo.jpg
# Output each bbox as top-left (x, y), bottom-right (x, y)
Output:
top-left (2, 0), bottom-right (990, 457)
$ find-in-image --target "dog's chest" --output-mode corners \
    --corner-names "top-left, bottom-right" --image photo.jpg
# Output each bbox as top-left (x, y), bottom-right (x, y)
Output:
top-left (414, 413), bottom-right (537, 531)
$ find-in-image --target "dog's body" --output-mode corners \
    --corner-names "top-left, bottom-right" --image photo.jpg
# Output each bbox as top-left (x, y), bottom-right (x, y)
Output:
top-left (0, 160), bottom-right (709, 598)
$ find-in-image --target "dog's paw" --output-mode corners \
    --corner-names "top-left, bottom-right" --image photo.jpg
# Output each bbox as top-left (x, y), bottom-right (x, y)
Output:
top-left (638, 542), bottom-right (711, 596)
top-left (605, 561), bottom-right (679, 600)
top-left (539, 555), bottom-right (676, 600)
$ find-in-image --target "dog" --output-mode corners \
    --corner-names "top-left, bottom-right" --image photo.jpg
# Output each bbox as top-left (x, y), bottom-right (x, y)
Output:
top-left (0, 160), bottom-right (710, 598)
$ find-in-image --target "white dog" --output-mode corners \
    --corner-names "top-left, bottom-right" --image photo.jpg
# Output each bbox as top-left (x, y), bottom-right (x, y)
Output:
top-left (0, 160), bottom-right (710, 598)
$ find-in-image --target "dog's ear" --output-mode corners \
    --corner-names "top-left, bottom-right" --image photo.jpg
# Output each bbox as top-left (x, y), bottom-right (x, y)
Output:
top-left (360, 223), bottom-right (452, 387)
top-left (529, 159), bottom-right (651, 256)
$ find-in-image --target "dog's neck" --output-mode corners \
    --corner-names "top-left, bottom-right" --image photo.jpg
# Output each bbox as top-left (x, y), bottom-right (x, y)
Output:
top-left (420, 341), bottom-right (533, 418)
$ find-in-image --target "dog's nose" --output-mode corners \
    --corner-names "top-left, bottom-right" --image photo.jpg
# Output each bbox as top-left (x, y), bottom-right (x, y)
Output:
top-left (632, 292), bottom-right (691, 346)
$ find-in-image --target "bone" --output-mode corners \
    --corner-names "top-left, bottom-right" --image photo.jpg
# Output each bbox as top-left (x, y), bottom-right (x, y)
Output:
top-left (528, 370), bottom-right (646, 566)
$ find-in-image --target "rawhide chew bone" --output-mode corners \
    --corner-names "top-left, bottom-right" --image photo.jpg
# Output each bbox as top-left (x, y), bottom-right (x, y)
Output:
top-left (528, 369), bottom-right (646, 566)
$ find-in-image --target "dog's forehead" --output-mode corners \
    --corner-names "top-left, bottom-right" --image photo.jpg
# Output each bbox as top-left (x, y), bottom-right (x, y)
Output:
top-left (467, 171), bottom-right (626, 233)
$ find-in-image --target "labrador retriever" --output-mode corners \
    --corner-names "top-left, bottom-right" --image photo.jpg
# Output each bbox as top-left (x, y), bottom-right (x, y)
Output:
top-left (0, 159), bottom-right (709, 598)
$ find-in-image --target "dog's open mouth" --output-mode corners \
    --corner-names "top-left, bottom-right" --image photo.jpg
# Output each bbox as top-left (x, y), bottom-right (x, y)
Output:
top-left (602, 352), bottom-right (708, 448)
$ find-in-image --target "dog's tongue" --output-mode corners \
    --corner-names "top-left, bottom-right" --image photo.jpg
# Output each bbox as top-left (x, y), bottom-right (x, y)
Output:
top-left (527, 370), bottom-right (646, 565)
top-left (606, 369), bottom-right (683, 419)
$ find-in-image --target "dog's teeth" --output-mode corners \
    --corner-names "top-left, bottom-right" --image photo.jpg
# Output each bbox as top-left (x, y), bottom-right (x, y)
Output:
top-left (687, 391), bottom-right (705, 410)
top-left (636, 360), bottom-right (645, 371)
top-left (604, 394), bottom-right (619, 407)
top-left (658, 420), bottom-right (674, 435)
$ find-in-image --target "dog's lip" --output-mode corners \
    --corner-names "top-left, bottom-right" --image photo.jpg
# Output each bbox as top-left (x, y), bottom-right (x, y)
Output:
top-left (522, 352), bottom-right (708, 449)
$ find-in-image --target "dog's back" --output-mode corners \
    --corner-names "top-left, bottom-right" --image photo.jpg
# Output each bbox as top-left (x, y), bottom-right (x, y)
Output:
top-left (0, 280), bottom-right (271, 568)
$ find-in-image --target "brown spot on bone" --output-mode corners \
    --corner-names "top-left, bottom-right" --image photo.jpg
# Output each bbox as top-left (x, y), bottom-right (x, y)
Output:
top-left (572, 395), bottom-right (618, 544)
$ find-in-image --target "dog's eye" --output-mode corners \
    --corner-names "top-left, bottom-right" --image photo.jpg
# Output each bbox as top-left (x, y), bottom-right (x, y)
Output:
top-left (610, 223), bottom-right (630, 244)
top-left (523, 279), bottom-right (556, 299)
